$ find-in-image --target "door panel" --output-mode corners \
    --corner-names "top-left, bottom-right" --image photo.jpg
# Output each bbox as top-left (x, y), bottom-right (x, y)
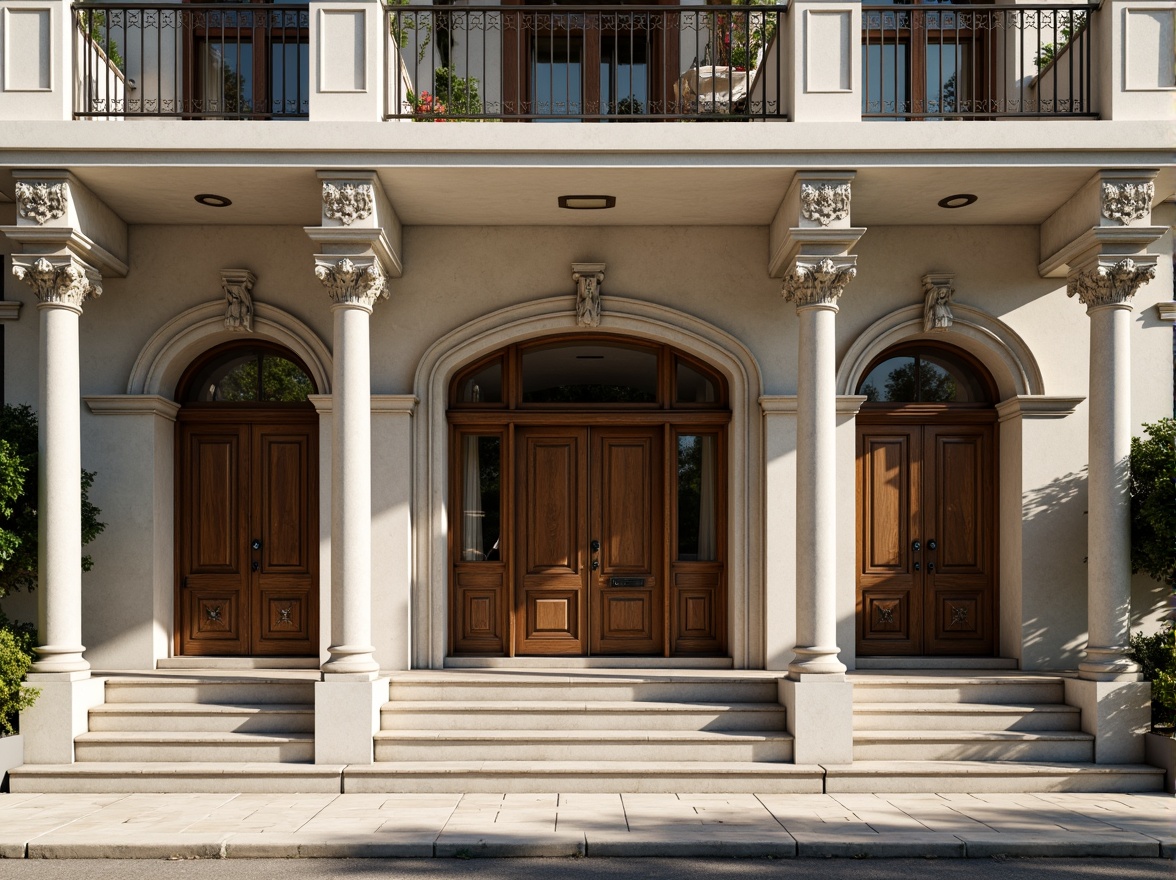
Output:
top-left (591, 429), bottom-right (663, 654)
top-left (856, 421), bottom-right (995, 656)
top-left (178, 414), bottom-right (318, 657)
top-left (516, 428), bottom-right (588, 654)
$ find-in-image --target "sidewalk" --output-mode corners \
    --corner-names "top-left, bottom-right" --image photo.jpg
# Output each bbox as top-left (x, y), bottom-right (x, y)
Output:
top-left (0, 791), bottom-right (1172, 859)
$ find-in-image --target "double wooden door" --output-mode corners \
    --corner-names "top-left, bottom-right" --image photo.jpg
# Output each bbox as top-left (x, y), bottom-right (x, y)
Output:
top-left (517, 426), bottom-right (663, 655)
top-left (177, 412), bottom-right (318, 656)
top-left (856, 420), bottom-right (996, 656)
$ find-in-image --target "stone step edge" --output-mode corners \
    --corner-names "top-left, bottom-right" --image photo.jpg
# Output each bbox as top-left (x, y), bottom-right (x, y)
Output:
top-left (853, 702), bottom-right (1078, 714)
top-left (850, 675), bottom-right (1068, 686)
top-left (373, 730), bottom-right (793, 743)
top-left (854, 730), bottom-right (1093, 743)
top-left (74, 731), bottom-right (315, 744)
top-left (10, 762), bottom-right (340, 776)
top-left (90, 703), bottom-right (314, 715)
top-left (824, 760), bottom-right (1163, 777)
top-left (349, 760), bottom-right (824, 775)
top-left (382, 700), bottom-right (786, 713)
top-left (101, 677), bottom-right (318, 686)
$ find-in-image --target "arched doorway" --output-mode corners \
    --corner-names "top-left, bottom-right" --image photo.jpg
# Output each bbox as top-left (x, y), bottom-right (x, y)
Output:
top-left (855, 341), bottom-right (998, 657)
top-left (174, 342), bottom-right (319, 657)
top-left (447, 335), bottom-right (730, 657)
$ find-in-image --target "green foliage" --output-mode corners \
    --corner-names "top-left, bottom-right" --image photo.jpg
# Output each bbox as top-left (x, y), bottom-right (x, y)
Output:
top-left (1128, 624), bottom-right (1176, 728)
top-left (1035, 12), bottom-right (1088, 71)
top-left (0, 610), bottom-right (38, 736)
top-left (81, 9), bottom-right (125, 73)
top-left (717, 0), bottom-right (779, 72)
top-left (433, 66), bottom-right (481, 117)
top-left (0, 405), bottom-right (106, 600)
top-left (1130, 418), bottom-right (1176, 592)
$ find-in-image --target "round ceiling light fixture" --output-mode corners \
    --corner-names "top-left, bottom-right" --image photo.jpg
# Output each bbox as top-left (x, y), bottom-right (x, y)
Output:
top-left (558, 195), bottom-right (616, 210)
top-left (938, 193), bottom-right (978, 209)
top-left (194, 193), bottom-right (233, 208)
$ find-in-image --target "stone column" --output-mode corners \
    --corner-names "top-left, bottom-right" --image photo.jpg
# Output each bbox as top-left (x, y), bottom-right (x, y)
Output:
top-left (1070, 258), bottom-right (1154, 682)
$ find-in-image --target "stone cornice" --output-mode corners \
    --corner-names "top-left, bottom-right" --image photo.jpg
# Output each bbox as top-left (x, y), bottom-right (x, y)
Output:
top-left (1038, 225), bottom-right (1167, 279)
top-left (84, 395), bottom-right (182, 421)
top-left (308, 394), bottom-right (420, 416)
top-left (760, 394), bottom-right (867, 415)
top-left (304, 226), bottom-right (402, 278)
top-left (0, 225), bottom-right (129, 279)
top-left (0, 302), bottom-right (22, 322)
top-left (995, 395), bottom-right (1085, 422)
top-left (1157, 302), bottom-right (1176, 323)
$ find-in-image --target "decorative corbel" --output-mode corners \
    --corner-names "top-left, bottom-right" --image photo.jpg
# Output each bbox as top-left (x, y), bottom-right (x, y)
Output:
top-left (221, 269), bottom-right (256, 332)
top-left (572, 263), bottom-right (605, 328)
top-left (922, 273), bottom-right (955, 332)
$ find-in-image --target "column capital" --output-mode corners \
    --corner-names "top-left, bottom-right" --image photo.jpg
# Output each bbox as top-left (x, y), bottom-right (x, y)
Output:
top-left (769, 171), bottom-right (864, 279)
top-left (782, 256), bottom-right (856, 309)
top-left (12, 255), bottom-right (102, 311)
top-left (314, 256), bottom-right (388, 310)
top-left (1067, 256), bottom-right (1156, 309)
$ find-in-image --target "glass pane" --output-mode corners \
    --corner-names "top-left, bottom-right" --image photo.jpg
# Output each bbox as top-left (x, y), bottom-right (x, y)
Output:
top-left (460, 435), bottom-right (502, 562)
top-left (676, 360), bottom-right (718, 404)
top-left (859, 356), bottom-right (917, 402)
top-left (861, 42), bottom-right (907, 115)
top-left (260, 354), bottom-right (313, 403)
top-left (271, 41), bottom-right (309, 115)
top-left (920, 354), bottom-right (986, 402)
top-left (202, 41), bottom-right (254, 114)
top-left (457, 359), bottom-right (503, 404)
top-left (926, 43), bottom-right (969, 116)
top-left (603, 36), bottom-right (648, 116)
top-left (194, 354), bottom-right (259, 402)
top-left (532, 36), bottom-right (582, 118)
top-left (521, 342), bottom-right (658, 404)
top-left (677, 435), bottom-right (717, 562)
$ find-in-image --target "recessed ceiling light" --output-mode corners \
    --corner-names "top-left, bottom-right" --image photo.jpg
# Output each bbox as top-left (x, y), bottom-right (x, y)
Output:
top-left (195, 193), bottom-right (232, 208)
top-left (938, 193), bottom-right (978, 209)
top-left (559, 195), bottom-right (616, 210)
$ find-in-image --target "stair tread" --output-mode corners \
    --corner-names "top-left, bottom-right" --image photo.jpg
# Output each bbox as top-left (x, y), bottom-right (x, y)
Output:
top-left (11, 762), bottom-right (335, 775)
top-left (382, 700), bottom-right (785, 712)
top-left (75, 731), bottom-right (315, 743)
top-left (354, 760), bottom-right (820, 774)
top-left (91, 702), bottom-right (313, 714)
top-left (855, 730), bottom-right (1093, 742)
top-left (850, 674), bottom-right (1068, 685)
top-left (853, 702), bottom-right (1077, 713)
top-left (374, 729), bottom-right (792, 742)
top-left (828, 760), bottom-right (1162, 775)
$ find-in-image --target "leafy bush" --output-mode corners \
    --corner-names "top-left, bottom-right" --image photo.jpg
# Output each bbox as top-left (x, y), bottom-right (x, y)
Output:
top-left (1128, 624), bottom-right (1176, 729)
top-left (0, 610), bottom-right (38, 736)
top-left (0, 404), bottom-right (105, 599)
top-left (1130, 418), bottom-right (1176, 593)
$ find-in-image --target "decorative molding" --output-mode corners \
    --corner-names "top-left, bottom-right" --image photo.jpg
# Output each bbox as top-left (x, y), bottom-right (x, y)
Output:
top-left (995, 395), bottom-right (1085, 423)
top-left (84, 395), bottom-right (182, 421)
top-left (1101, 181), bottom-right (1154, 225)
top-left (922, 273), bottom-right (955, 332)
top-left (1067, 257), bottom-right (1156, 307)
top-left (0, 301), bottom-right (22, 322)
top-left (1156, 302), bottom-right (1176, 323)
top-left (782, 257), bottom-right (856, 308)
top-left (572, 262), bottom-right (605, 328)
top-left (11, 255), bottom-right (100, 308)
top-left (15, 182), bottom-right (67, 225)
top-left (314, 257), bottom-right (388, 308)
top-left (800, 183), bottom-right (851, 227)
top-left (220, 269), bottom-right (255, 332)
top-left (322, 182), bottom-right (374, 226)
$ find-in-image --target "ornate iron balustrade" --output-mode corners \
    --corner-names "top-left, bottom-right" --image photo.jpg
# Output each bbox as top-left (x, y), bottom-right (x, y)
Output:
top-left (384, 4), bottom-right (787, 121)
top-left (73, 3), bottom-right (310, 119)
top-left (862, 3), bottom-right (1097, 119)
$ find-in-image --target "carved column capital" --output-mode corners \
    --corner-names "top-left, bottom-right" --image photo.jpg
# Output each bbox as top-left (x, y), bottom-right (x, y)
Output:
top-left (15, 182), bottom-right (69, 226)
top-left (800, 183), bottom-right (851, 227)
top-left (12, 255), bottom-right (101, 310)
top-left (322, 182), bottom-right (374, 226)
top-left (782, 257), bottom-right (856, 309)
top-left (572, 262), bottom-right (605, 328)
top-left (314, 256), bottom-right (388, 309)
top-left (1067, 258), bottom-right (1156, 309)
top-left (1101, 181), bottom-right (1154, 226)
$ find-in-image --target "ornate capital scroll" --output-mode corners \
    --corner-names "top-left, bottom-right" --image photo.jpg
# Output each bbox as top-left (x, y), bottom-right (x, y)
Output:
top-left (314, 257), bottom-right (387, 308)
top-left (572, 263), bottom-right (605, 328)
top-left (800, 183), bottom-right (851, 227)
top-left (1067, 258), bottom-right (1155, 308)
top-left (782, 257), bottom-right (856, 308)
top-left (1101, 181), bottom-right (1153, 226)
top-left (221, 269), bottom-right (256, 332)
top-left (12, 256), bottom-right (101, 308)
top-left (322, 183), bottom-right (374, 226)
top-left (15, 182), bottom-right (68, 226)
top-left (922, 273), bottom-right (955, 332)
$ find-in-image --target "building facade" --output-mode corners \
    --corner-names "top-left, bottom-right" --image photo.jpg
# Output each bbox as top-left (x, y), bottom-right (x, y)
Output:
top-left (0, 0), bottom-right (1173, 788)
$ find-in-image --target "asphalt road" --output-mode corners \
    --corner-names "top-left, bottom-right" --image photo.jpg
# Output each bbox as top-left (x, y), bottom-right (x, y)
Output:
top-left (0, 858), bottom-right (1172, 880)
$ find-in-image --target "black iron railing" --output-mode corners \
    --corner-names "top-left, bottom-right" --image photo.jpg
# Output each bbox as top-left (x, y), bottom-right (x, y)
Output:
top-left (385, 4), bottom-right (787, 121)
top-left (74, 3), bottom-right (309, 119)
top-left (861, 4), bottom-right (1097, 119)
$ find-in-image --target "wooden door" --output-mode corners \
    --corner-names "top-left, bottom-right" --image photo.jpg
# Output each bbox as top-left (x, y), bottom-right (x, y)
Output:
top-left (856, 422), bottom-right (994, 656)
top-left (178, 415), bottom-right (318, 656)
top-left (591, 428), bottom-right (664, 654)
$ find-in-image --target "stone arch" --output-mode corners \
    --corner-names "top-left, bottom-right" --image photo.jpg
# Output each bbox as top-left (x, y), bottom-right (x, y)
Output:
top-left (837, 303), bottom-right (1045, 400)
top-left (411, 295), bottom-right (765, 669)
top-left (127, 300), bottom-right (332, 397)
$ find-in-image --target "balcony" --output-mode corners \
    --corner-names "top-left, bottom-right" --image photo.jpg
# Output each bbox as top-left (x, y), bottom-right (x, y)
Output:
top-left (25, 0), bottom-right (1167, 124)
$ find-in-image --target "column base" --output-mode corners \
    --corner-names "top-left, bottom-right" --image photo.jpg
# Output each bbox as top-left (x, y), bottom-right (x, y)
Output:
top-left (29, 645), bottom-right (90, 675)
top-left (321, 643), bottom-right (380, 677)
top-left (315, 677), bottom-right (388, 765)
top-left (1078, 647), bottom-right (1141, 682)
top-left (19, 675), bottom-right (105, 764)
top-left (787, 645), bottom-right (847, 679)
top-left (779, 677), bottom-right (854, 764)
top-left (1063, 678), bottom-right (1151, 764)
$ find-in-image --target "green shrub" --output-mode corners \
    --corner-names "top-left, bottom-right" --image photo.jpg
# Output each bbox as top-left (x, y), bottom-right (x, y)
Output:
top-left (1130, 418), bottom-right (1176, 593)
top-left (0, 610), bottom-right (38, 736)
top-left (1128, 624), bottom-right (1176, 728)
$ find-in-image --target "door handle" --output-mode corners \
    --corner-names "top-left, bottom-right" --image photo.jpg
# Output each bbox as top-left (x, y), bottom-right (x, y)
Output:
top-left (251, 539), bottom-right (262, 551)
top-left (927, 539), bottom-right (937, 551)
top-left (912, 540), bottom-right (921, 552)
top-left (590, 539), bottom-right (601, 553)
top-left (591, 559), bottom-right (599, 571)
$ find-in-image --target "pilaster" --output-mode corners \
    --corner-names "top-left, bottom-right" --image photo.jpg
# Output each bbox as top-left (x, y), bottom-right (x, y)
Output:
top-left (309, 0), bottom-right (386, 122)
top-left (782, 0), bottom-right (862, 122)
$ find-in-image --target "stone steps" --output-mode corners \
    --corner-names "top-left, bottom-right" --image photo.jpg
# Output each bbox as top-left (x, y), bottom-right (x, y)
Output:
top-left (850, 675), bottom-right (1066, 705)
top-left (853, 729), bottom-right (1094, 762)
top-left (101, 677), bottom-right (317, 705)
top-left (381, 700), bottom-right (786, 731)
top-left (88, 702), bottom-right (315, 733)
top-left (74, 730), bottom-right (315, 763)
top-left (824, 761), bottom-right (1165, 793)
top-left (853, 701), bottom-right (1081, 731)
top-left (6, 762), bottom-right (344, 793)
top-left (388, 673), bottom-right (780, 704)
top-left (373, 729), bottom-right (794, 762)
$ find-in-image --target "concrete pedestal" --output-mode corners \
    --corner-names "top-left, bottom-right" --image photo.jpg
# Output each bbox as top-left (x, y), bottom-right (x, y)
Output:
top-left (779, 677), bottom-right (854, 765)
top-left (314, 677), bottom-right (387, 765)
top-left (19, 675), bottom-right (105, 764)
top-left (1063, 677), bottom-right (1151, 764)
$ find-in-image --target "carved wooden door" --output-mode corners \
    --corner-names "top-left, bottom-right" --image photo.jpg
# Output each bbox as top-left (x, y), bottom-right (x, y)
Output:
top-left (178, 415), bottom-right (318, 656)
top-left (856, 422), bottom-right (994, 656)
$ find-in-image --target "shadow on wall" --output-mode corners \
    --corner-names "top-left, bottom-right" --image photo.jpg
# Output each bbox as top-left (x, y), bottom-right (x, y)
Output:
top-left (1020, 468), bottom-right (1089, 670)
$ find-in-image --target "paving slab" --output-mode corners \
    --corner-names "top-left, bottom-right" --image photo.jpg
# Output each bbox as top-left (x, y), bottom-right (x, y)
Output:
top-left (958, 831), bottom-right (1163, 858)
top-left (793, 831), bottom-right (967, 858)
